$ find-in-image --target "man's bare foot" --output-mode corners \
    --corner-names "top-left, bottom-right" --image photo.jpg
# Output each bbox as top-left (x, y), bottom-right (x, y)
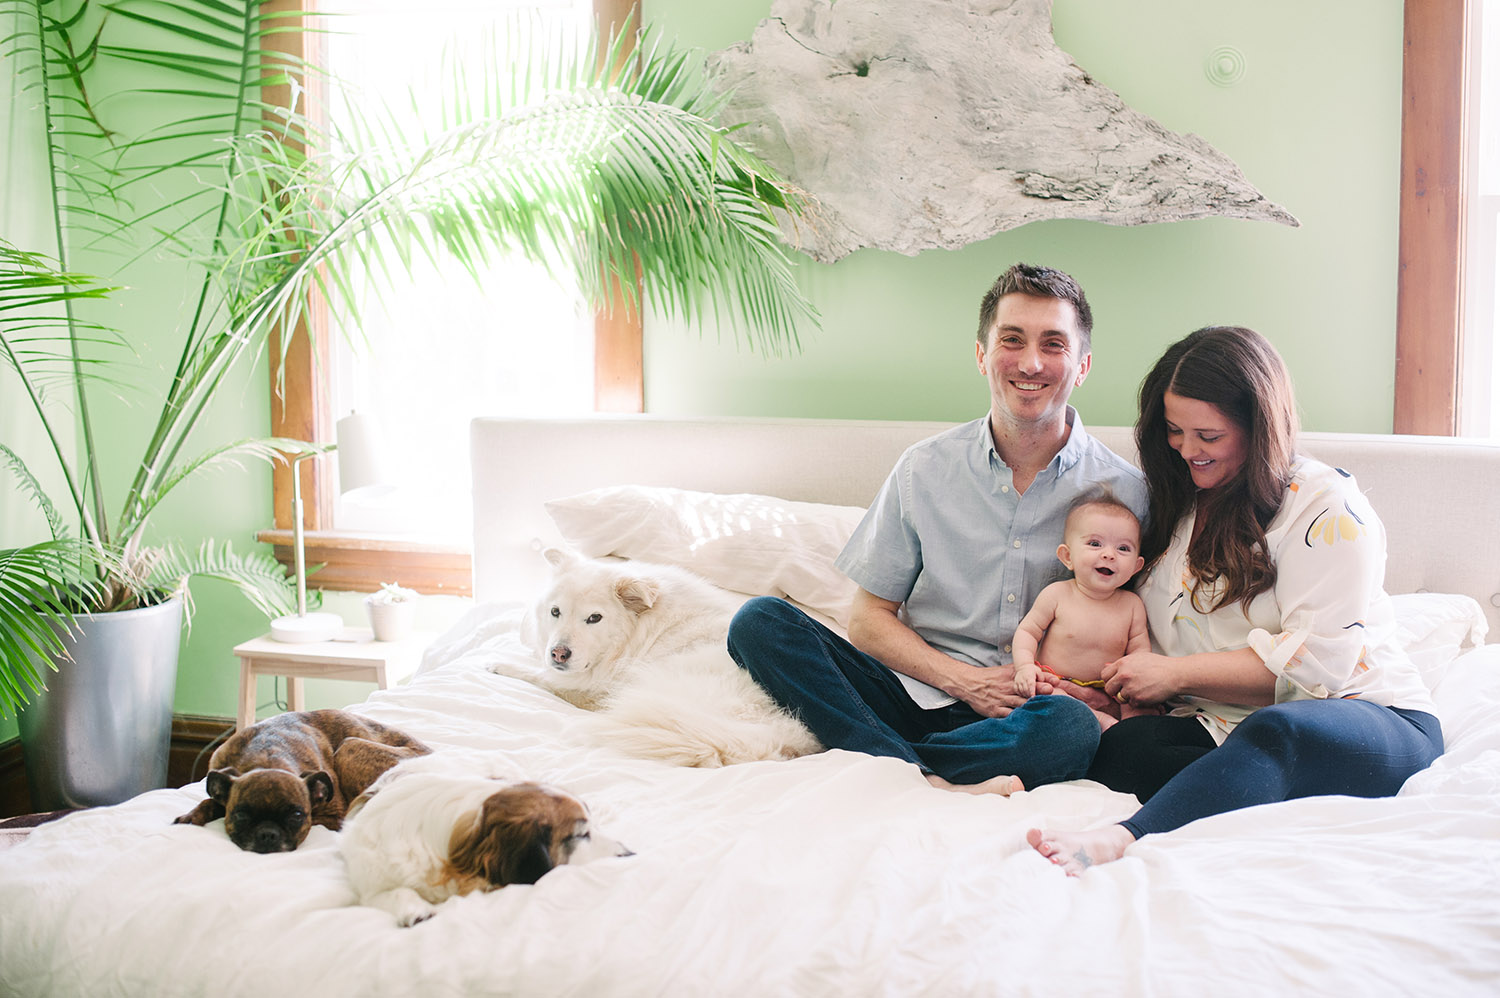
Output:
top-left (926, 772), bottom-right (1024, 796)
top-left (1026, 825), bottom-right (1135, 876)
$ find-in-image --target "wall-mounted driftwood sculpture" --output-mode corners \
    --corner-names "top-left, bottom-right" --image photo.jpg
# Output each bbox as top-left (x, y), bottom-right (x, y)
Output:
top-left (707, 0), bottom-right (1299, 263)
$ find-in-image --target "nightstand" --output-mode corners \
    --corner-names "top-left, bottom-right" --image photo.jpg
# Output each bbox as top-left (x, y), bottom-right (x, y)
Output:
top-left (233, 628), bottom-right (431, 731)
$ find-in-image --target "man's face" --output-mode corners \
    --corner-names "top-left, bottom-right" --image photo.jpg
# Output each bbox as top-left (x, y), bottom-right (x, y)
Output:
top-left (975, 293), bottom-right (1091, 430)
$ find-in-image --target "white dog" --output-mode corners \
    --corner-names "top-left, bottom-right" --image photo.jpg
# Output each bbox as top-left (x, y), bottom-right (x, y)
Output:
top-left (515, 546), bottom-right (821, 767)
top-left (341, 768), bottom-right (631, 927)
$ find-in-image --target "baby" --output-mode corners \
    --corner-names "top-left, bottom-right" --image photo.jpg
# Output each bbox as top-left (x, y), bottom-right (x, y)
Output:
top-left (1013, 490), bottom-right (1152, 730)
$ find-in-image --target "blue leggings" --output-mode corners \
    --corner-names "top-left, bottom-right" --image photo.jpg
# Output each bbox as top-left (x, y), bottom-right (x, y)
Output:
top-left (1104, 699), bottom-right (1443, 839)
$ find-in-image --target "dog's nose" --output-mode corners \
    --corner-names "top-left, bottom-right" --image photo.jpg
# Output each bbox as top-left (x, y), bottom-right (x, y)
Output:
top-left (252, 825), bottom-right (285, 853)
top-left (550, 644), bottom-right (571, 666)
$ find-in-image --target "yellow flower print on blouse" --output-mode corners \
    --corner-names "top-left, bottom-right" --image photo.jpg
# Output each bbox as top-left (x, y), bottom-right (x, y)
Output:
top-left (1305, 500), bottom-right (1367, 547)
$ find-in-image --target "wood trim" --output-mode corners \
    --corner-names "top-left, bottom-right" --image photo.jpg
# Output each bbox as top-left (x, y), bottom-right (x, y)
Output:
top-left (264, 0), bottom-right (334, 529)
top-left (1395, 0), bottom-right (1470, 435)
top-left (256, 530), bottom-right (472, 596)
top-left (263, 0), bottom-right (644, 587)
top-left (593, 1), bottom-right (645, 413)
top-left (0, 738), bottom-right (27, 819)
top-left (595, 277), bottom-right (645, 412)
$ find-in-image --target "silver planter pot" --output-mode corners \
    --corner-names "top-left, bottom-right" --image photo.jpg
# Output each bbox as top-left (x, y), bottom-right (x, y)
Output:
top-left (17, 597), bottom-right (183, 811)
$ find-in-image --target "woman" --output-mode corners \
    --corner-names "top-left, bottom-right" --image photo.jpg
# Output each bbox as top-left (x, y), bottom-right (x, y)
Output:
top-left (1028, 326), bottom-right (1443, 873)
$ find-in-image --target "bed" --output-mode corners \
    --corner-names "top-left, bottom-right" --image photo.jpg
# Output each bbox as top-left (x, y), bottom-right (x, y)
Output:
top-left (2, 416), bottom-right (1498, 997)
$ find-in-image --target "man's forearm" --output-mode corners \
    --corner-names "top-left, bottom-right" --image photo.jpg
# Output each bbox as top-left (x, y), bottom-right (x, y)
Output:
top-left (847, 602), bottom-right (971, 696)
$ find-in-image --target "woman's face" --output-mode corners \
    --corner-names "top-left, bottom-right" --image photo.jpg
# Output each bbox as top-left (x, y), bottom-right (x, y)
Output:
top-left (1162, 391), bottom-right (1248, 492)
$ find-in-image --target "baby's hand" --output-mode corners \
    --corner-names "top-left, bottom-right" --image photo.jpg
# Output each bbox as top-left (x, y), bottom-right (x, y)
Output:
top-left (1013, 663), bottom-right (1038, 698)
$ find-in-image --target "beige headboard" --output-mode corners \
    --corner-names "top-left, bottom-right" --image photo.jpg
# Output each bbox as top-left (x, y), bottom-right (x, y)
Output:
top-left (471, 416), bottom-right (1500, 635)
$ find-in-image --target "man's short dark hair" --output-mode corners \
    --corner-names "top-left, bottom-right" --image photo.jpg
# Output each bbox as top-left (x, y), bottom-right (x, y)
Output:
top-left (976, 263), bottom-right (1093, 351)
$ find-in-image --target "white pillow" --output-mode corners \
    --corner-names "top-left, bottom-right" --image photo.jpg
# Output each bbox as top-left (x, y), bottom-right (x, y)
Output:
top-left (544, 485), bottom-right (865, 626)
top-left (1391, 592), bottom-right (1490, 688)
top-left (1392, 592), bottom-right (1489, 653)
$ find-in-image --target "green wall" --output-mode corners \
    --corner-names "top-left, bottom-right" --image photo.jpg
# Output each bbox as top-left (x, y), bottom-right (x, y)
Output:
top-left (643, 0), bottom-right (1404, 432)
top-left (3, 0), bottom-right (1405, 741)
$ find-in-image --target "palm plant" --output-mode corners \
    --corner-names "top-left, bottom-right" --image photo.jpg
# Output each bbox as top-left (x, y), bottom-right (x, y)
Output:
top-left (0, 0), bottom-right (815, 717)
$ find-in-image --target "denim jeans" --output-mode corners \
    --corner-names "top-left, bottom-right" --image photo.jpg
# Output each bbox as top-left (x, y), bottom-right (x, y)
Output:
top-left (727, 596), bottom-right (1099, 788)
top-left (1119, 699), bottom-right (1444, 839)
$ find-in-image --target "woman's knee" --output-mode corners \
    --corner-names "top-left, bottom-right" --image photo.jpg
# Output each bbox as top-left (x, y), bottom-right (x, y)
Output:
top-left (1232, 702), bottom-right (1316, 759)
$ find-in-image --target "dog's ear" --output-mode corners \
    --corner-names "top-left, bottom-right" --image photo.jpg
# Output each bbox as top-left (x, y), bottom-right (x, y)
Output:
top-left (449, 787), bottom-right (562, 887)
top-left (206, 768), bottom-right (238, 804)
top-left (303, 771), bottom-right (335, 806)
top-left (542, 546), bottom-right (579, 569)
top-left (615, 576), bottom-right (660, 615)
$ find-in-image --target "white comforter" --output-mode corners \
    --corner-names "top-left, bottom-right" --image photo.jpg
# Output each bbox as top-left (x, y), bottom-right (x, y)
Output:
top-left (3, 603), bottom-right (1498, 997)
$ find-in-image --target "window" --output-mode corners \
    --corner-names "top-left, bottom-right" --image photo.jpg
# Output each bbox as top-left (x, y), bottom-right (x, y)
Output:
top-left (1396, 0), bottom-right (1498, 438)
top-left (320, 0), bottom-right (598, 542)
top-left (259, 0), bottom-right (641, 595)
top-left (1462, 0), bottom-right (1500, 436)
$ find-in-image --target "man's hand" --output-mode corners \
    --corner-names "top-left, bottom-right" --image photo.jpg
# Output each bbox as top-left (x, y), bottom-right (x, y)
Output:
top-left (948, 662), bottom-right (1054, 718)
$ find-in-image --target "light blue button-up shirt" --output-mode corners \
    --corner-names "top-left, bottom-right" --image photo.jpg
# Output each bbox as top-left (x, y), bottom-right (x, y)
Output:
top-left (835, 408), bottom-right (1148, 708)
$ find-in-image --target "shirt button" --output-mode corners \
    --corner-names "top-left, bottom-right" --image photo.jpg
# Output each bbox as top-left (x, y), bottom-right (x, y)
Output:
top-left (1012, 539), bottom-right (1022, 549)
top-left (1004, 644), bottom-right (1012, 653)
top-left (1001, 485), bottom-right (1010, 493)
top-left (1006, 593), bottom-right (1016, 603)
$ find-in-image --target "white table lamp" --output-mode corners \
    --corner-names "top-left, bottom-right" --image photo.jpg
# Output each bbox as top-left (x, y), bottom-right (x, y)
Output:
top-left (269, 450), bottom-right (345, 643)
top-left (268, 416), bottom-right (389, 643)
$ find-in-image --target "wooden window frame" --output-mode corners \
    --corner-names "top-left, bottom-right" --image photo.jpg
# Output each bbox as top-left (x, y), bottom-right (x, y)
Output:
top-left (259, 0), bottom-right (642, 596)
top-left (1395, 0), bottom-right (1471, 434)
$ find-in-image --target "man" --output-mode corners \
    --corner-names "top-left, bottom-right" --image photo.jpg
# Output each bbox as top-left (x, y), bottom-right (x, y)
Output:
top-left (727, 263), bottom-right (1148, 794)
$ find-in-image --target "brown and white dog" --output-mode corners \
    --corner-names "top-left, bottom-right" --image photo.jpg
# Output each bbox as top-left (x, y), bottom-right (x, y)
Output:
top-left (174, 708), bottom-right (431, 853)
top-left (341, 769), bottom-right (632, 926)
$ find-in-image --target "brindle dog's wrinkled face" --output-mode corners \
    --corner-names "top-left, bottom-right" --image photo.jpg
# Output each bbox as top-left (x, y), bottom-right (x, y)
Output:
top-left (207, 767), bottom-right (334, 853)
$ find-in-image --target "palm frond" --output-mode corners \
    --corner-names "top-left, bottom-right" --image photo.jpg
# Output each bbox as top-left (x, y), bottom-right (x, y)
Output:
top-left (0, 540), bottom-right (103, 717)
top-left (151, 540), bottom-right (298, 621)
top-left (117, 436), bottom-right (328, 543)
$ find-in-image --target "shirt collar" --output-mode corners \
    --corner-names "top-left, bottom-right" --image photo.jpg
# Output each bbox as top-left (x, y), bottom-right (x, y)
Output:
top-left (979, 406), bottom-right (1090, 474)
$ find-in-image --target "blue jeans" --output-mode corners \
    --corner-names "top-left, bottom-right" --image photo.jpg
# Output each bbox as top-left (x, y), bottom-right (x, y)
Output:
top-left (1119, 699), bottom-right (1444, 839)
top-left (726, 596), bottom-right (1099, 788)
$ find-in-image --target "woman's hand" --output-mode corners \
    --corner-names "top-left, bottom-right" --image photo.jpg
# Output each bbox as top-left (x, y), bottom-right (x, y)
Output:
top-left (1101, 652), bottom-right (1181, 707)
top-left (1045, 681), bottom-right (1118, 714)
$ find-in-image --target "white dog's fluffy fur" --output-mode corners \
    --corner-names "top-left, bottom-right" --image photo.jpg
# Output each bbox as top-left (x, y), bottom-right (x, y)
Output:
top-left (342, 767), bottom-right (630, 927)
top-left (513, 547), bottom-right (821, 767)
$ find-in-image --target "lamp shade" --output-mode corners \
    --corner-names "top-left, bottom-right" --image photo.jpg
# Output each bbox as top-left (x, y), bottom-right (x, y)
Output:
top-left (336, 411), bottom-right (389, 494)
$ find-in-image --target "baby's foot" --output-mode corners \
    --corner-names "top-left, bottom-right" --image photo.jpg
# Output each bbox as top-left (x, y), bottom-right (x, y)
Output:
top-left (1026, 824), bottom-right (1135, 876)
top-left (926, 772), bottom-right (1024, 796)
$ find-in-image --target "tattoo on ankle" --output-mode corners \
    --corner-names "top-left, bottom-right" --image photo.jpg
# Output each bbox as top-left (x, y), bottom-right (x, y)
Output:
top-left (1073, 848), bottom-right (1093, 869)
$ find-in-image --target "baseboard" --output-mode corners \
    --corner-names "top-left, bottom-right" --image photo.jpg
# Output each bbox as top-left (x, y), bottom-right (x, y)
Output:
top-left (0, 714), bottom-right (235, 819)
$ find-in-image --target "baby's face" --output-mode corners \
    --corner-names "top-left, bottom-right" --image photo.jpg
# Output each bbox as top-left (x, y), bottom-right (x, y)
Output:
top-left (1062, 506), bottom-right (1144, 594)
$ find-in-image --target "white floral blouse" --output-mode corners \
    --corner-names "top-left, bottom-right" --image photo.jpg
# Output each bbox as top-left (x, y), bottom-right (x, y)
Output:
top-left (1136, 456), bottom-right (1436, 744)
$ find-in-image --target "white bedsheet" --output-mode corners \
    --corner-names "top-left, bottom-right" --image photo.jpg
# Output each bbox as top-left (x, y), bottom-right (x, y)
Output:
top-left (2, 604), bottom-right (1498, 997)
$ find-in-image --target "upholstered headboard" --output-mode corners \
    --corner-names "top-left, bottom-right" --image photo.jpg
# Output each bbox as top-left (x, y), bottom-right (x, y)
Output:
top-left (471, 416), bottom-right (1500, 635)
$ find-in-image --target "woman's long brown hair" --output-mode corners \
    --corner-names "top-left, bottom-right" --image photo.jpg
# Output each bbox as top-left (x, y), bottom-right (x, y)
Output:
top-left (1135, 326), bottom-right (1298, 612)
